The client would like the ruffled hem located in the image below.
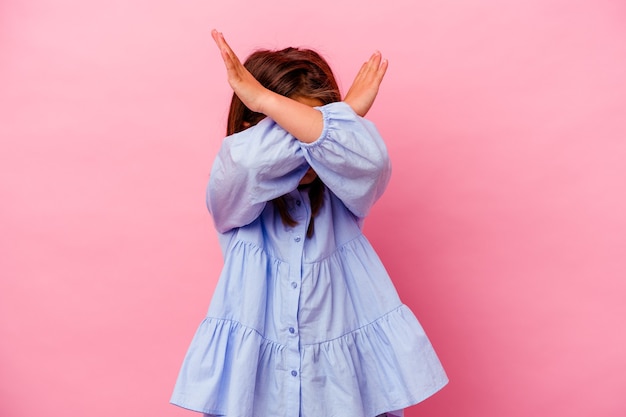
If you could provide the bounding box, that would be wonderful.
[171,305,447,417]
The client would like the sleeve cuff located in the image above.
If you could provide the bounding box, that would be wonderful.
[300,101,358,148]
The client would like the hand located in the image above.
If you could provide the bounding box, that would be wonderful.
[344,51,388,117]
[211,29,322,142]
[211,29,270,113]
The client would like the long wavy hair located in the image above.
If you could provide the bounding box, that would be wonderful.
[226,47,341,238]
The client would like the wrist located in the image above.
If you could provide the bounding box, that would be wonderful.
[344,99,367,117]
[255,90,276,116]
[259,90,294,117]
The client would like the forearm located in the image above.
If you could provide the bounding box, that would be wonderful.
[258,91,323,144]
[211,30,386,142]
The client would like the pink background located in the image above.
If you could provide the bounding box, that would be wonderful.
[2,1,625,416]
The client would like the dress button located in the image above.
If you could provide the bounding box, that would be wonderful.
[296,200,301,206]
[289,327,295,334]
[291,282,297,289]
[294,236,301,242]
[291,370,298,377]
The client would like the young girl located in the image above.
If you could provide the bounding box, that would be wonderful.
[171,30,448,417]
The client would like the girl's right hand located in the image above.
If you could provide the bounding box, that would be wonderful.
[211,29,270,114]
[344,51,388,117]
[211,29,323,143]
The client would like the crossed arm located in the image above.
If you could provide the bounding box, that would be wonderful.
[211,29,388,143]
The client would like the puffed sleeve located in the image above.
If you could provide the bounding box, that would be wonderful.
[299,102,391,218]
[207,117,308,233]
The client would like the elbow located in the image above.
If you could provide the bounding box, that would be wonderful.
[369,149,391,183]
[207,191,265,234]
[213,219,235,234]
[207,201,239,234]
[375,151,391,176]
[206,181,232,234]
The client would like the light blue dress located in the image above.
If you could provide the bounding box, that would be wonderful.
[170,102,448,417]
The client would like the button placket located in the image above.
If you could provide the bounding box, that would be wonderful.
[283,189,308,417]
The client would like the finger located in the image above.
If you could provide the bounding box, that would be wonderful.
[354,61,368,81]
[212,31,245,79]
[376,58,389,83]
[364,51,387,83]
[359,51,378,73]
[216,32,232,60]
[357,58,372,80]
[212,29,232,62]
[217,32,232,55]
[211,30,231,66]
[369,51,382,72]
[360,51,379,75]
[211,28,220,45]
[211,31,234,63]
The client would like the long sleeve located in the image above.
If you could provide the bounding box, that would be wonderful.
[299,102,391,218]
[207,117,308,233]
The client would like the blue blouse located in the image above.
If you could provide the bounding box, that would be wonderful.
[171,102,448,417]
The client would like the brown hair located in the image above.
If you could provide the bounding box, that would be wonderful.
[226,47,341,238]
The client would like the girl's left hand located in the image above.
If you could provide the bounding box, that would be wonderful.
[344,51,388,117]
[211,29,269,113]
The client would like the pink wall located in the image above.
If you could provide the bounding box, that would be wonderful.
[2,1,625,416]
